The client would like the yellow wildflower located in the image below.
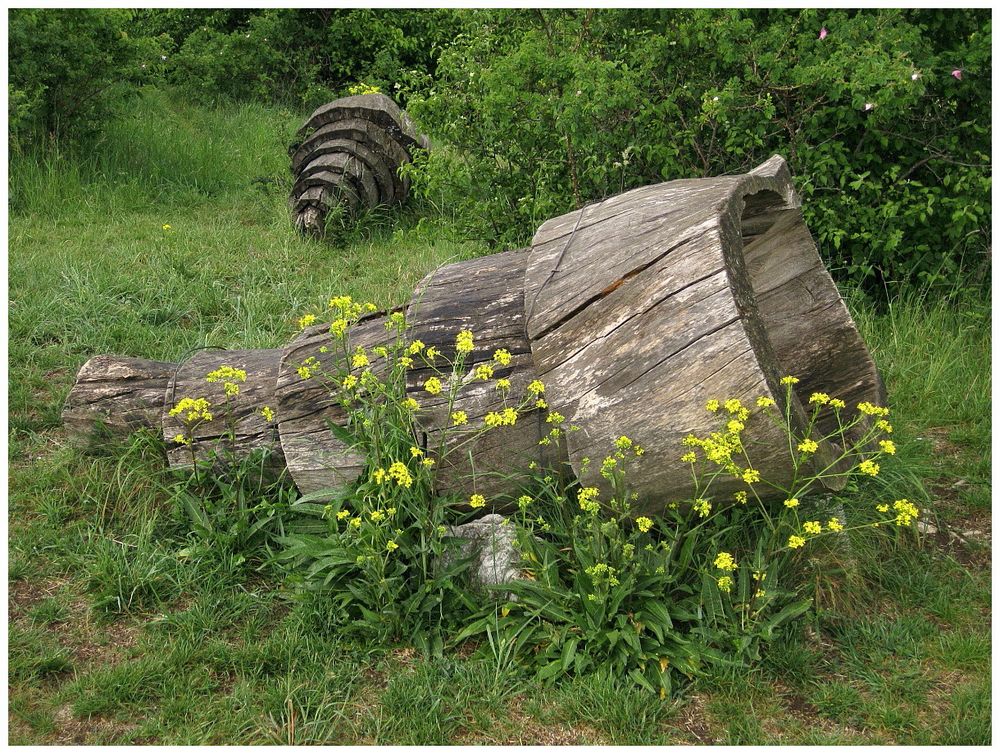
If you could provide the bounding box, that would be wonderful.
[827,517,844,532]
[636,516,653,533]
[809,392,830,405]
[859,459,880,477]
[798,438,819,454]
[402,397,420,411]
[260,406,275,422]
[484,408,517,427]
[373,468,387,484]
[425,346,440,361]
[408,340,425,355]
[705,399,720,412]
[724,398,744,414]
[493,348,512,366]
[341,374,358,390]
[735,490,748,504]
[469,494,487,509]
[717,576,733,593]
[424,376,443,395]
[351,349,370,368]
[517,495,532,511]
[742,468,761,484]
[876,419,893,434]
[456,329,474,355]
[386,540,399,552]
[780,375,800,385]
[879,439,896,455]
[474,364,494,381]
[451,411,468,426]
[350,517,362,528]
[787,535,806,549]
[693,498,712,518]
[535,398,548,409]
[421,458,435,467]
[756,396,776,408]
[495,378,511,391]
[336,509,351,520]
[527,380,545,395]
[876,503,890,513]
[387,461,413,488]
[803,521,822,535]
[829,398,846,409]
[714,552,738,571]
[172,433,190,445]
[784,498,799,509]
[892,499,920,526]
[329,318,349,338]
[410,446,423,458]
[162,223,172,231]
[169,397,213,423]
[578,487,601,514]
[681,452,697,463]
[615,436,634,451]
[857,401,890,417]
[298,313,317,330]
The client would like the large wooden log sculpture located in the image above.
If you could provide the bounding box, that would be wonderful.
[289,93,429,237]
[63,156,886,513]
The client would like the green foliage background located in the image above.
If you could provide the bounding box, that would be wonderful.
[8,8,991,294]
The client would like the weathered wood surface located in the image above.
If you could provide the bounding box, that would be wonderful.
[64,155,886,516]
[406,248,565,502]
[162,349,284,471]
[522,155,878,510]
[297,93,428,151]
[275,312,400,496]
[62,355,176,444]
[289,94,427,235]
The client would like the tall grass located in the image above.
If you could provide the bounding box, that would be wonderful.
[10,88,301,217]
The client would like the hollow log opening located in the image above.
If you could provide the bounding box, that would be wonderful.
[738,187,886,439]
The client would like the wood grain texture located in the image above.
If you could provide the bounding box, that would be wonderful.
[62,355,176,446]
[523,155,881,511]
[161,349,284,471]
[289,94,426,235]
[275,312,400,497]
[406,248,565,503]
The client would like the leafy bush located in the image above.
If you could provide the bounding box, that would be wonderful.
[407,9,991,293]
[8,9,166,147]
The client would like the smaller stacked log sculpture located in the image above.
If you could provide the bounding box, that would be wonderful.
[64,156,886,515]
[289,93,429,236]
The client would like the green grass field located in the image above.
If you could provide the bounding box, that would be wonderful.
[8,90,991,744]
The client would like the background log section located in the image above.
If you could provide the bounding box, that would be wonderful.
[405,248,567,502]
[161,349,284,472]
[289,93,428,237]
[523,155,884,510]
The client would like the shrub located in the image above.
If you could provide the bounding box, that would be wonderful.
[8,9,166,147]
[407,9,991,293]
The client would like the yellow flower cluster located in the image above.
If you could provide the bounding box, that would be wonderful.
[493,348,512,366]
[858,459,880,477]
[297,356,320,380]
[578,487,601,514]
[713,552,738,571]
[402,397,420,411]
[347,82,382,95]
[784,497,799,508]
[693,498,712,518]
[584,562,620,587]
[172,433,191,446]
[803,521,822,535]
[780,375,800,385]
[717,576,733,593]
[451,411,468,426]
[756,396,776,408]
[474,364,494,381]
[298,313,317,330]
[469,494,487,509]
[484,407,517,427]
[734,490,748,504]
[373,462,413,488]
[456,329,474,355]
[527,380,545,395]
[342,374,359,390]
[351,348,370,369]
[424,376,442,395]
[635,516,653,533]
[408,340,425,355]
[787,535,806,549]
[260,405,275,422]
[798,438,819,454]
[495,378,511,391]
[809,392,830,405]
[879,439,896,455]
[827,517,844,532]
[858,401,890,417]
[892,499,920,526]
[169,397,213,423]
[206,365,247,397]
